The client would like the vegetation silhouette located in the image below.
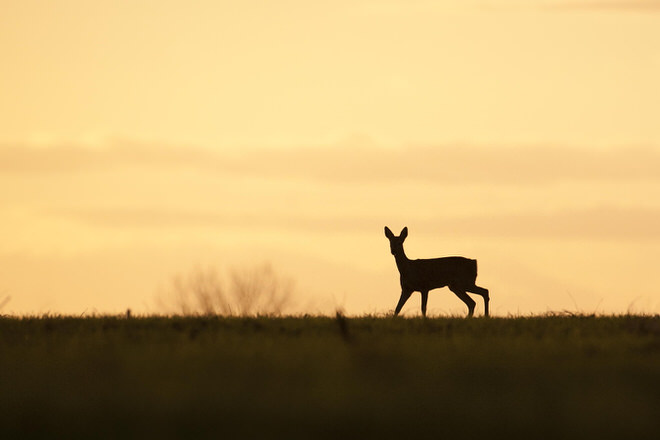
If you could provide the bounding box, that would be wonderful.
[158,263,295,316]
[1,314,658,438]
[385,226,489,317]
[0,295,10,311]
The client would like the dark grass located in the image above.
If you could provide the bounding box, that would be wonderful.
[1,314,659,439]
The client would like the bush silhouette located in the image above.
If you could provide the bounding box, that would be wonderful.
[159,263,295,316]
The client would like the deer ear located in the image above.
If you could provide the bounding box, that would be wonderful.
[384,226,394,239]
[400,227,408,239]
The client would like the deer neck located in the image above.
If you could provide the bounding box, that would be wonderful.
[394,249,410,271]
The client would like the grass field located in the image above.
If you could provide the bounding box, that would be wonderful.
[1,314,659,439]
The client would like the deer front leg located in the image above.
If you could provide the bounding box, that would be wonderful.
[394,290,413,316]
[420,291,429,317]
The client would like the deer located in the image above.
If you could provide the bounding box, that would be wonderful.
[384,226,489,317]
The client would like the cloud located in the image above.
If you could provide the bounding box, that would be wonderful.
[0,142,212,174]
[1,141,659,185]
[478,1,660,12]
[422,207,660,240]
[488,0,660,11]
[57,206,660,240]
[547,1,660,11]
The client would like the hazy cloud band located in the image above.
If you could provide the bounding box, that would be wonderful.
[56,206,660,240]
[2,142,658,185]
[545,1,660,11]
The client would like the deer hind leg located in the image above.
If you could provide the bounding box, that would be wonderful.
[467,285,490,317]
[394,290,413,316]
[420,291,429,317]
[449,285,476,317]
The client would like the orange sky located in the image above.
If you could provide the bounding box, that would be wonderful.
[1,1,659,315]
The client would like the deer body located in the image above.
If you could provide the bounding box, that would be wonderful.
[385,226,489,317]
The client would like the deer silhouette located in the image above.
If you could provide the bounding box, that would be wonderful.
[385,226,489,317]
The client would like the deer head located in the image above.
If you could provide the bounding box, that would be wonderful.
[384,226,408,256]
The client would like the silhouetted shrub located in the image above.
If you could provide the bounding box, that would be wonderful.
[158,263,295,316]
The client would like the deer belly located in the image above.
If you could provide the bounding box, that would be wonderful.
[400,275,448,292]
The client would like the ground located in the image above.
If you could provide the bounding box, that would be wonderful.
[1,314,658,439]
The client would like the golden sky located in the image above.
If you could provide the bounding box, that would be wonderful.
[1,1,659,315]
